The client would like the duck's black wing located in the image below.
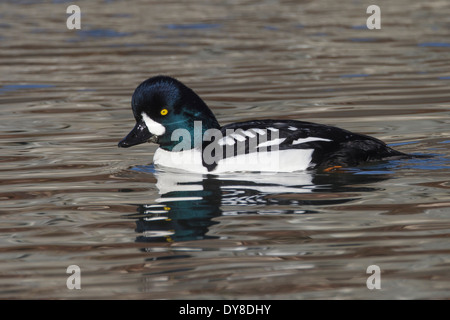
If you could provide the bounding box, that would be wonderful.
[202,119,408,171]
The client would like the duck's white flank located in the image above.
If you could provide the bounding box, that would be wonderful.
[214,149,314,173]
[153,147,314,173]
[154,148,207,173]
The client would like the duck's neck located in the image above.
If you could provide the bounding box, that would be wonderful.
[158,117,220,151]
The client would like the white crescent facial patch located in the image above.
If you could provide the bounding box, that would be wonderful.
[142,112,166,136]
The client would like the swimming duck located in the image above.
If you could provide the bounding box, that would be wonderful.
[118,75,409,173]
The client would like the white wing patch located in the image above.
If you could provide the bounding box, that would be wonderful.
[219,128,274,146]
[218,128,331,150]
[257,138,286,148]
[252,128,266,135]
[292,137,332,145]
[242,130,256,138]
[218,136,236,146]
[230,132,246,142]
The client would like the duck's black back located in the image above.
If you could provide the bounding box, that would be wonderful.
[219,119,408,169]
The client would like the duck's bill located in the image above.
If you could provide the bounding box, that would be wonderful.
[118,119,155,148]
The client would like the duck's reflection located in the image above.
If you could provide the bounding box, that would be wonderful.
[134,172,223,242]
[125,166,391,243]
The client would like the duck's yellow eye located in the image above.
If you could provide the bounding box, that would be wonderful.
[160,108,168,116]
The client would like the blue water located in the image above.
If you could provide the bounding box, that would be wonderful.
[0,84,55,94]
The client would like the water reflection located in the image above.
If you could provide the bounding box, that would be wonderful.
[124,167,392,243]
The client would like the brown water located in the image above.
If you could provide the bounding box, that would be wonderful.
[1,0,450,299]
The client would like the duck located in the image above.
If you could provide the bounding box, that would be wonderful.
[118,75,410,174]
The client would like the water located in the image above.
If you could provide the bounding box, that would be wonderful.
[1,0,450,299]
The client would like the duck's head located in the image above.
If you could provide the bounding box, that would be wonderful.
[118,76,220,151]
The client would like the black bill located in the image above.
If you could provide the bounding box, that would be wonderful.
[118,119,154,148]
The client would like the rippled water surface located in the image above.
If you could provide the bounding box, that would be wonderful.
[1,0,450,299]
